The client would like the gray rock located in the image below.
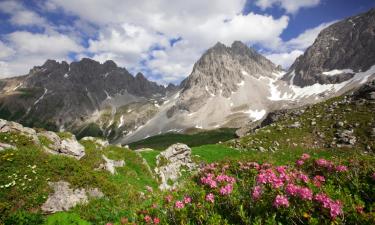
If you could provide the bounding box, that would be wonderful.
[155,143,196,190]
[99,155,125,174]
[39,131,85,160]
[0,142,16,151]
[283,8,375,87]
[289,121,301,128]
[41,181,103,213]
[0,119,40,145]
[336,129,357,146]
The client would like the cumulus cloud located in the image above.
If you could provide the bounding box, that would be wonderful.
[0,31,83,77]
[0,0,325,83]
[255,0,320,14]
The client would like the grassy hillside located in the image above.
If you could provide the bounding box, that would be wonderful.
[128,128,236,150]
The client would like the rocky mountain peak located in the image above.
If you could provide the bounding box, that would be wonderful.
[284,8,375,87]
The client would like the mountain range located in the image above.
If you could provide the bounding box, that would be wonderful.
[0,8,375,144]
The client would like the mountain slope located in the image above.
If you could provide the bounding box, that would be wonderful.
[0,58,169,137]
[284,8,375,87]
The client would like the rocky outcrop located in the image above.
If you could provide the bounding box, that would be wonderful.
[98,155,125,174]
[155,143,196,190]
[0,118,85,159]
[39,131,85,160]
[41,181,103,213]
[335,129,357,147]
[170,41,278,115]
[0,119,40,144]
[284,8,375,87]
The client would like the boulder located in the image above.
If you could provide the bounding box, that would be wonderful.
[39,131,85,160]
[99,155,125,174]
[155,143,196,190]
[41,181,103,213]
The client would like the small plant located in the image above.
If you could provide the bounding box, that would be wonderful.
[44,212,91,225]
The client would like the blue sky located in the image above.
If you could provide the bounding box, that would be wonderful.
[0,0,374,84]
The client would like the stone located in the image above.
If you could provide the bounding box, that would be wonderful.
[335,129,356,146]
[40,131,85,160]
[99,155,125,174]
[154,143,196,190]
[41,181,103,213]
[0,142,16,151]
[289,121,301,128]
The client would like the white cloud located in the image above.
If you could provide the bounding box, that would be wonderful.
[255,0,320,14]
[0,32,83,77]
[265,50,303,69]
[0,1,48,28]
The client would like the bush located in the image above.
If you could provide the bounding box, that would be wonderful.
[4,211,44,225]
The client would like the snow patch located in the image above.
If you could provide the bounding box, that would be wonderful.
[241,70,249,76]
[64,73,69,78]
[12,82,23,91]
[322,69,353,76]
[118,115,125,128]
[237,80,245,86]
[245,109,266,121]
[104,90,112,99]
[34,88,48,105]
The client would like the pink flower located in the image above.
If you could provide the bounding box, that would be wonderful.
[273,195,289,208]
[144,215,152,223]
[286,184,299,196]
[315,159,334,170]
[296,159,305,166]
[372,173,375,181]
[206,193,215,203]
[301,153,311,160]
[335,165,348,172]
[184,196,192,204]
[165,194,173,203]
[297,172,309,183]
[314,193,343,219]
[313,175,325,187]
[153,217,160,224]
[252,186,262,200]
[175,200,185,209]
[276,166,287,174]
[106,223,113,225]
[219,184,233,195]
[298,187,313,200]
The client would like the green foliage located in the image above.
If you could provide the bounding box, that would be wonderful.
[129,128,237,150]
[44,212,91,225]
[4,211,44,225]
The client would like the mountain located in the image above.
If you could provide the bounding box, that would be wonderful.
[0,58,169,136]
[1,8,375,144]
[284,8,375,87]
[119,41,291,143]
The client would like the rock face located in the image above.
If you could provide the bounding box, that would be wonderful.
[0,58,168,135]
[39,131,85,160]
[99,155,125,174]
[155,143,196,190]
[284,8,375,87]
[171,41,278,114]
[335,129,357,147]
[41,181,103,213]
[0,118,85,159]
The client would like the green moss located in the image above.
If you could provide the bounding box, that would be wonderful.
[38,135,53,148]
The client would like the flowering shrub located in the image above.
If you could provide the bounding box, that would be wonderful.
[110,153,375,224]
